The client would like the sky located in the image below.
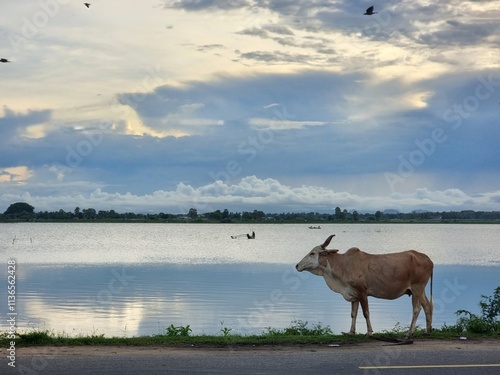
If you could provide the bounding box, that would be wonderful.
[1,0,499,214]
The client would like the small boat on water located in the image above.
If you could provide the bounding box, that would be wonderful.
[308,226,321,229]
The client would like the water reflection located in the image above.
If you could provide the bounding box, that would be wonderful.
[1,263,498,337]
[2,223,500,337]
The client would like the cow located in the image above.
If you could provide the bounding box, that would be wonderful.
[295,234,433,338]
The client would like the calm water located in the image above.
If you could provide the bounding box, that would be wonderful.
[1,223,499,337]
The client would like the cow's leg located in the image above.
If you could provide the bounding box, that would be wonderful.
[420,292,433,335]
[359,296,373,336]
[406,291,423,339]
[349,300,359,335]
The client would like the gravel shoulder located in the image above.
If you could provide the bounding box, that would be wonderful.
[17,338,500,356]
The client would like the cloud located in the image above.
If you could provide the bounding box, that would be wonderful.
[249,118,326,130]
[0,108,52,140]
[2,0,499,216]
[2,67,498,208]
[236,49,333,65]
[263,24,295,35]
[117,70,365,134]
[3,176,500,214]
[196,44,225,53]
[0,166,33,184]
[236,27,268,38]
[164,0,250,11]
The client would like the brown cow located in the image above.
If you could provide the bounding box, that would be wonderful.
[295,234,433,338]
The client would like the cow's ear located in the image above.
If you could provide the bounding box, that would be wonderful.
[318,251,328,267]
[319,249,338,267]
[322,249,339,254]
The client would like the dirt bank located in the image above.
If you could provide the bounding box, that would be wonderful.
[17,338,500,356]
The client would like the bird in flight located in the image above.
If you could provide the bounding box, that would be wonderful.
[84,2,91,8]
[364,6,377,15]
[0,58,11,63]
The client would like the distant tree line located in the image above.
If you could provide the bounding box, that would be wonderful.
[2,202,500,223]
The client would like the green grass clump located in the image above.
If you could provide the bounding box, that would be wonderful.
[454,286,500,334]
[18,330,54,345]
[265,320,333,336]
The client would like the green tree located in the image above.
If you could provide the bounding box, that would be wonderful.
[343,209,349,220]
[334,207,345,221]
[187,208,198,219]
[82,208,97,219]
[4,202,35,216]
[74,207,82,219]
[251,210,265,221]
[352,210,359,222]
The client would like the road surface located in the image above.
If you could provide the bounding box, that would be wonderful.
[8,338,500,374]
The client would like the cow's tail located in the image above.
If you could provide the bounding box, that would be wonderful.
[429,270,434,316]
[430,271,434,312]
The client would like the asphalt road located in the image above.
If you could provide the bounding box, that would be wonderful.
[8,339,500,375]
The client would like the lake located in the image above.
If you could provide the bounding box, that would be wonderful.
[1,223,499,337]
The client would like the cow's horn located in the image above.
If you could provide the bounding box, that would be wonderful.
[321,234,335,249]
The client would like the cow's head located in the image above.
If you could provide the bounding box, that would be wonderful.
[295,235,337,274]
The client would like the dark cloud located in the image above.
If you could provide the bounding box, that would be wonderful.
[165,0,500,50]
[164,0,251,11]
[0,108,52,140]
[236,27,268,38]
[237,50,320,64]
[197,44,225,51]
[0,108,53,167]
[417,20,500,46]
[263,24,294,35]
[118,70,363,129]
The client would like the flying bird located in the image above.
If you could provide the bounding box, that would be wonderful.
[84,2,91,8]
[364,6,377,15]
[0,58,10,63]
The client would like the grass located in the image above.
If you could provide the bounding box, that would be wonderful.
[0,320,351,347]
[3,287,499,348]
[1,320,499,348]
